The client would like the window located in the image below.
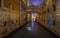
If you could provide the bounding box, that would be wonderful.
[0,0,1,7]
[4,0,9,8]
[47,8,49,13]
[53,4,56,11]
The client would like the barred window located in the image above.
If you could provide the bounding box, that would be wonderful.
[4,0,9,8]
[0,0,1,7]
[47,8,49,13]
[53,5,56,11]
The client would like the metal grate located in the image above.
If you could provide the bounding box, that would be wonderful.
[0,0,1,7]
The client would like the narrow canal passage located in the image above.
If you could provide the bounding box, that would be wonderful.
[5,21,58,38]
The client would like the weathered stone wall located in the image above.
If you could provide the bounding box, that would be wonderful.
[0,0,26,37]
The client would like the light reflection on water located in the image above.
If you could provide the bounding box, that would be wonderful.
[26,27,32,31]
[26,21,37,33]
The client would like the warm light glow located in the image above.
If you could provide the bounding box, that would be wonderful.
[46,0,50,6]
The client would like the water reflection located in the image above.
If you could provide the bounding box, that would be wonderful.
[32,21,37,32]
[26,27,32,31]
[26,21,37,32]
[26,13,37,33]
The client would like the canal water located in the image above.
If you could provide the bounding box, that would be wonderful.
[5,21,58,38]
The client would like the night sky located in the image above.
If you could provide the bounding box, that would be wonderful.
[30,0,44,6]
